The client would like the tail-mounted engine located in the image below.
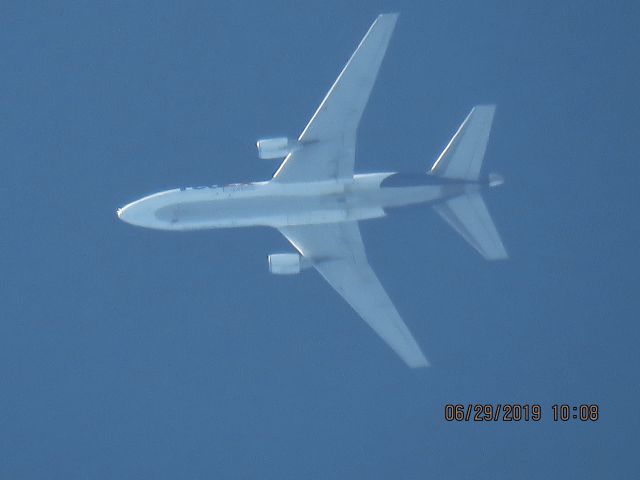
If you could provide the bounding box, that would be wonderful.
[256,137,301,159]
[268,253,309,275]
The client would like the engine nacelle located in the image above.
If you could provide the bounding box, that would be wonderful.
[268,253,303,275]
[256,137,300,159]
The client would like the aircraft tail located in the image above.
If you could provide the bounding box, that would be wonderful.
[430,105,508,260]
[429,105,496,180]
[433,193,508,260]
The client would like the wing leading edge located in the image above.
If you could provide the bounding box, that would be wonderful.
[279,222,429,368]
[273,14,399,183]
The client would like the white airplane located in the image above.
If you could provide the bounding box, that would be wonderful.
[117,14,508,368]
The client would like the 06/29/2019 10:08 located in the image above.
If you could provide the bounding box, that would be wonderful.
[444,404,600,422]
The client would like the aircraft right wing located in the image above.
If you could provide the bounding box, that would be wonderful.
[272,14,399,184]
[278,221,429,368]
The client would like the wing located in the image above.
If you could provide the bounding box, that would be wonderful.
[279,221,429,368]
[273,14,399,183]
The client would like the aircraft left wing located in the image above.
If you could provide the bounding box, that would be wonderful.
[278,221,429,368]
[273,14,399,183]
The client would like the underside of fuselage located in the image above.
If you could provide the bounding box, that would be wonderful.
[117,172,485,231]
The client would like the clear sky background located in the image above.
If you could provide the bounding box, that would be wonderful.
[1,1,638,478]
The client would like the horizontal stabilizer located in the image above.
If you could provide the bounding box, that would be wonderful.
[434,193,508,260]
[430,105,496,181]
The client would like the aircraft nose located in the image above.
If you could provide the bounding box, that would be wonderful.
[116,204,136,225]
[116,198,162,229]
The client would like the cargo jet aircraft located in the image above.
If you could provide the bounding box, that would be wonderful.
[117,14,508,368]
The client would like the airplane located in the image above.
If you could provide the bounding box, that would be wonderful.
[117,13,508,368]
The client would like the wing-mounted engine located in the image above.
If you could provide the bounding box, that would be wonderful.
[268,253,310,275]
[256,137,301,159]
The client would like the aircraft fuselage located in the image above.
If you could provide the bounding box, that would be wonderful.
[117,172,487,231]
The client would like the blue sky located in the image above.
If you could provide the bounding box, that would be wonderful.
[1,1,638,478]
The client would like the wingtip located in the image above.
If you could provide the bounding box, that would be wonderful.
[482,249,509,261]
[407,355,430,368]
[379,12,400,19]
[472,104,497,114]
[410,360,430,369]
